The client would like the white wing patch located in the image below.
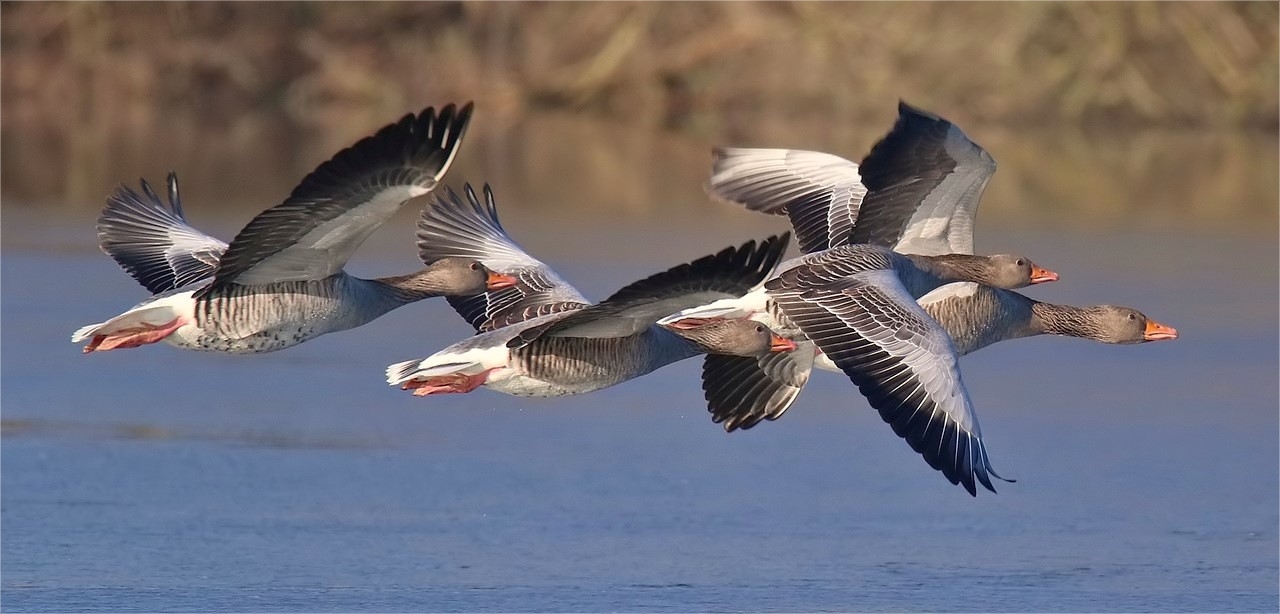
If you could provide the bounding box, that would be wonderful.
[917,282,980,307]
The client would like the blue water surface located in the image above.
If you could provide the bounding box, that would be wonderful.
[2,208,1276,612]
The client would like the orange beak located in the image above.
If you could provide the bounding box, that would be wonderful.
[1030,265,1059,284]
[485,271,519,291]
[770,335,798,353]
[1142,320,1178,341]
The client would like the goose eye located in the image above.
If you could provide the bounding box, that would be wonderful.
[754,325,765,334]
[1015,258,1025,266]
[470,262,481,271]
[1127,313,1136,321]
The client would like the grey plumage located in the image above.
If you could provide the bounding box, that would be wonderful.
[702,345,814,430]
[693,100,1027,494]
[920,283,1175,355]
[417,184,591,333]
[97,172,227,294]
[498,233,792,391]
[708,148,865,253]
[198,102,473,296]
[767,267,1009,496]
[849,100,994,255]
[76,103,484,355]
[696,100,1174,495]
[705,101,993,257]
[388,231,794,398]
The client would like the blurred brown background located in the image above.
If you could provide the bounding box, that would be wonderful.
[2,1,1276,233]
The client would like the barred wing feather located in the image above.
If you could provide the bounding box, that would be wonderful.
[850,101,995,256]
[199,103,472,294]
[708,147,865,254]
[416,183,590,332]
[97,172,227,294]
[769,268,1011,496]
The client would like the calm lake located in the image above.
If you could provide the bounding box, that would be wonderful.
[2,111,1277,611]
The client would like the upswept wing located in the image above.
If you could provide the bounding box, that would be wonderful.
[416,184,590,332]
[97,172,227,294]
[198,102,473,295]
[707,147,865,254]
[509,233,790,348]
[849,100,995,256]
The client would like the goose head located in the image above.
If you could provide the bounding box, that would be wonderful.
[399,258,518,296]
[1081,306,1179,343]
[661,318,798,356]
[985,253,1059,288]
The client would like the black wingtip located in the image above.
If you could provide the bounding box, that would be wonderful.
[988,466,1015,484]
[105,173,180,220]
[430,101,475,147]
[402,101,474,181]
[165,171,184,219]
[303,100,476,198]
[138,177,158,204]
[599,231,790,306]
[897,99,945,123]
[193,101,477,299]
[441,183,466,209]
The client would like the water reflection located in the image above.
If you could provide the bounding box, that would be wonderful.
[2,108,1276,239]
[1,107,1276,612]
[1,418,382,449]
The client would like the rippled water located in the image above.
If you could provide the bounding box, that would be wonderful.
[2,116,1277,611]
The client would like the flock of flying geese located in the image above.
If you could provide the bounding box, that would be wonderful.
[73,101,1178,496]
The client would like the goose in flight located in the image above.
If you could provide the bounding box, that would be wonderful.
[389,184,796,398]
[73,103,517,354]
[678,101,1176,494]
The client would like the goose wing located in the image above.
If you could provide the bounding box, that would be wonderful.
[707,147,865,254]
[97,172,227,294]
[509,233,789,347]
[849,100,995,256]
[767,266,1010,496]
[702,343,815,432]
[417,183,591,332]
[197,103,472,295]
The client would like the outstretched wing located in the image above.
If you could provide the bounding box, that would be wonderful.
[849,100,995,256]
[509,233,790,348]
[417,183,591,332]
[97,172,227,294]
[769,267,1011,496]
[707,147,865,254]
[198,102,473,295]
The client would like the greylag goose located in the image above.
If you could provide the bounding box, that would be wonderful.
[700,100,1177,434]
[662,240,1042,495]
[387,184,795,397]
[681,101,1176,494]
[918,282,1178,356]
[72,103,516,354]
[652,245,1052,497]
[757,252,1013,495]
[663,103,1055,329]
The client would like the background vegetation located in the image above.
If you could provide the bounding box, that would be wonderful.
[1,1,1275,230]
[4,1,1275,130]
